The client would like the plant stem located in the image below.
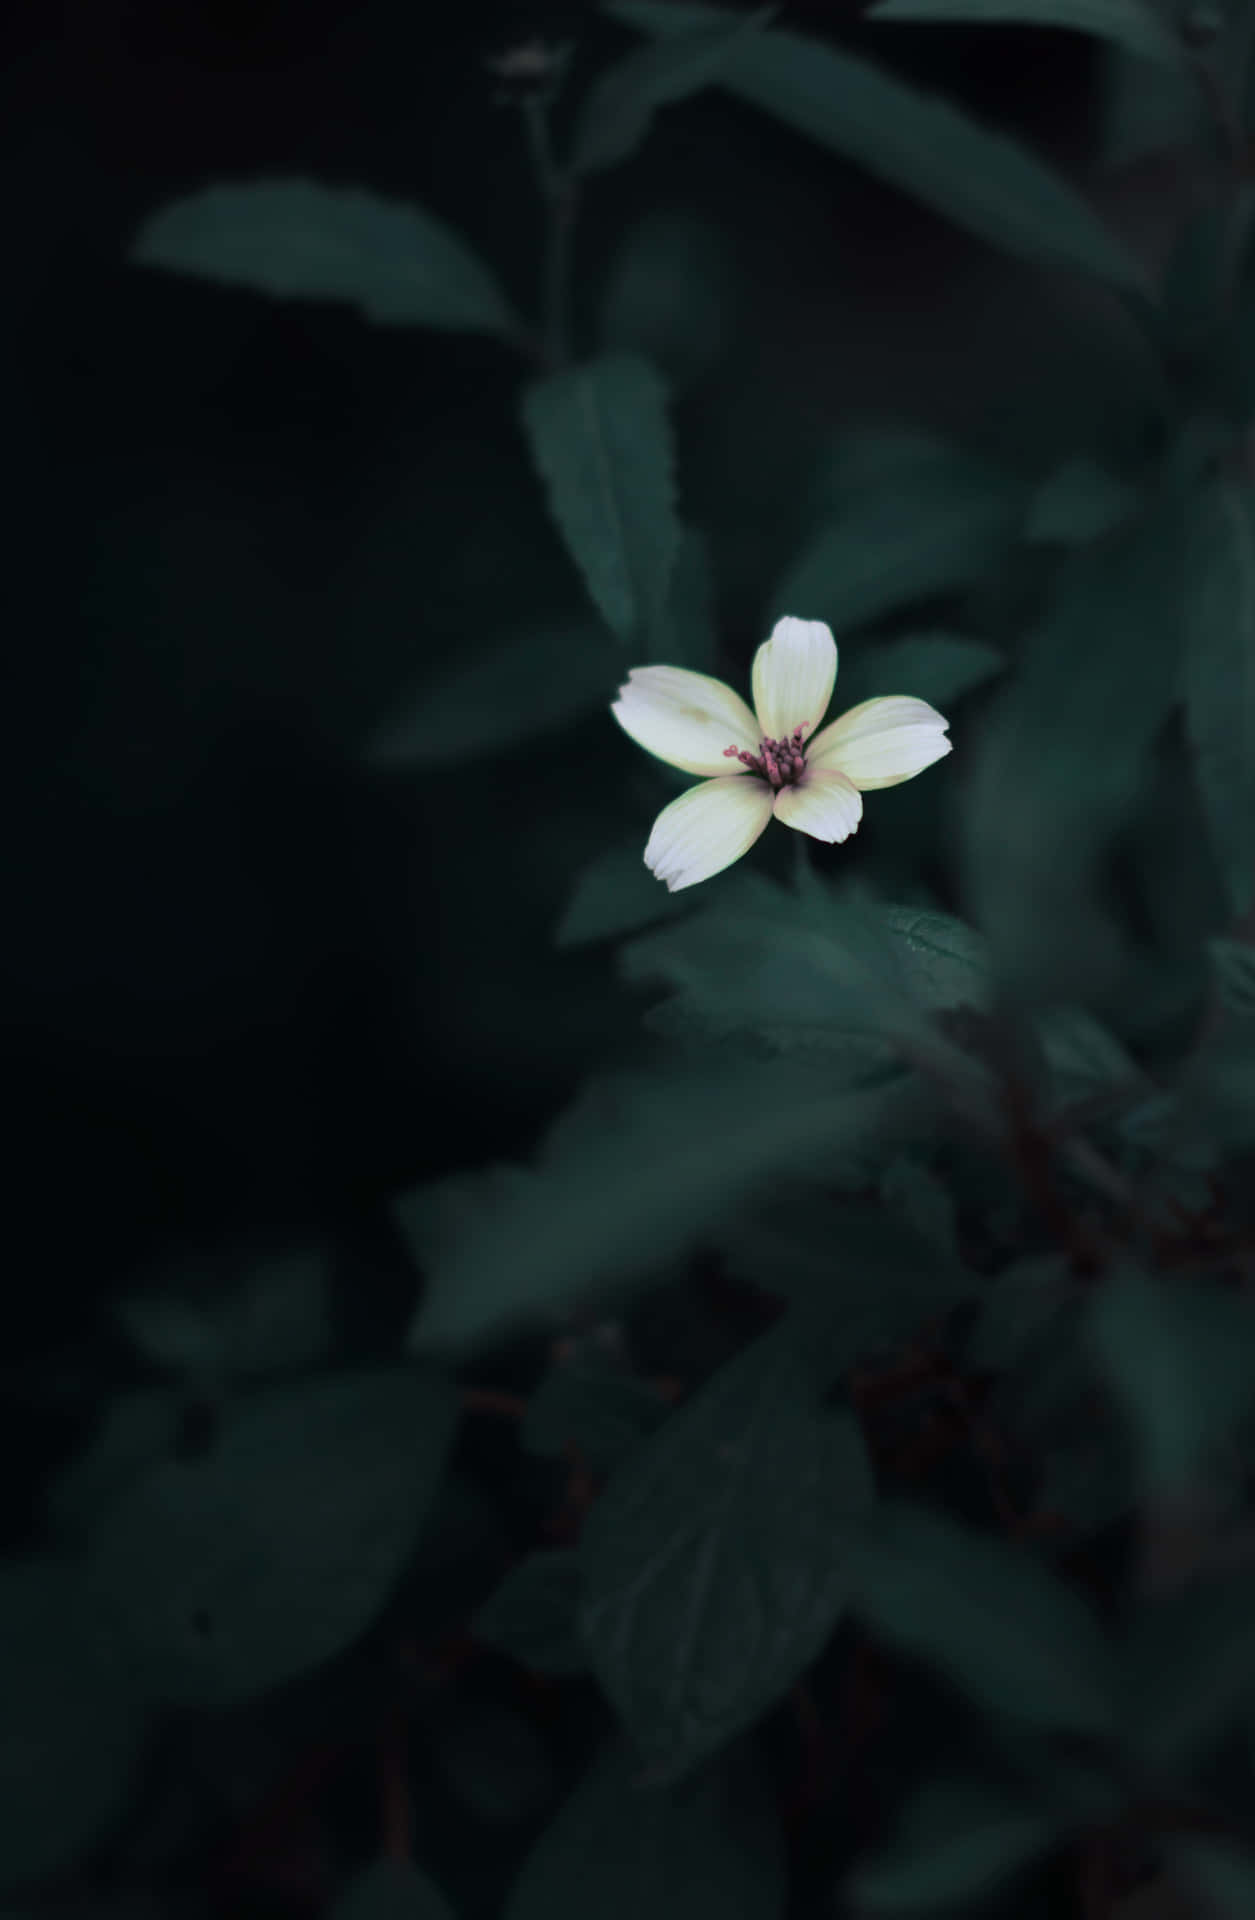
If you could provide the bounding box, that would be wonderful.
[522,95,577,370]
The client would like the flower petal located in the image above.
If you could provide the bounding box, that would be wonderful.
[773,768,863,843]
[751,616,837,741]
[611,666,761,777]
[807,695,951,790]
[644,776,774,892]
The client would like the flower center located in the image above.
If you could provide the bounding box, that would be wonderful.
[723,725,809,789]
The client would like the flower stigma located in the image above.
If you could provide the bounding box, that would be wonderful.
[723,724,810,789]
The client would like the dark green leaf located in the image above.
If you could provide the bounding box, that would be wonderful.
[86,1369,457,1705]
[868,0,1183,67]
[571,10,773,173]
[403,1063,926,1351]
[521,352,679,644]
[599,211,736,387]
[554,840,689,947]
[1033,1003,1147,1114]
[850,1778,1058,1912]
[579,1332,873,1778]
[47,1390,182,1540]
[607,1,1149,290]
[506,1743,784,1920]
[523,1347,672,1472]
[653,527,719,672]
[117,1245,330,1383]
[332,1858,457,1920]
[132,180,520,336]
[1208,936,1255,1016]
[1183,482,1255,917]
[878,1155,959,1258]
[1122,1569,1255,1777]
[471,1550,589,1674]
[1095,43,1203,169]
[850,1499,1114,1734]
[833,632,1005,712]
[367,615,615,769]
[964,1253,1072,1373]
[1086,1264,1255,1494]
[1024,456,1137,543]
[0,1560,145,1889]
[1171,1838,1255,1918]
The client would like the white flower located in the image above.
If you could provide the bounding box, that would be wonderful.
[611,616,951,892]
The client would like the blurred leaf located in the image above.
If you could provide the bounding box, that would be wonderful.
[770,456,1022,634]
[472,1550,589,1674]
[86,1369,456,1705]
[524,1348,672,1472]
[868,0,1182,65]
[436,1704,557,1824]
[402,1062,925,1351]
[1208,936,1255,1015]
[849,1777,1058,1912]
[850,1499,1114,1734]
[1096,43,1202,169]
[521,352,679,644]
[47,1390,181,1541]
[367,615,615,769]
[878,1155,959,1258]
[833,632,1005,711]
[571,10,774,173]
[608,1,1149,290]
[506,1743,784,1920]
[1183,482,1255,917]
[654,526,719,672]
[580,1332,872,1778]
[0,1560,145,1889]
[961,478,1187,1000]
[964,1252,1072,1373]
[1086,1264,1255,1494]
[1122,1568,1255,1777]
[1032,1003,1148,1114]
[1024,456,1138,543]
[117,1246,330,1384]
[131,180,520,336]
[1171,1838,1255,1917]
[332,1859,457,1920]
[599,211,737,387]
[555,840,689,947]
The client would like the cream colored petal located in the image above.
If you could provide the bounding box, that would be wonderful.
[644,776,774,892]
[772,768,863,843]
[751,616,837,741]
[807,695,951,791]
[611,666,761,777]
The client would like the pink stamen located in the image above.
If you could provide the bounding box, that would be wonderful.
[722,724,810,789]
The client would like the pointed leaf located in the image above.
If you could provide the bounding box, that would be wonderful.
[571,10,774,174]
[132,179,520,336]
[579,1333,873,1778]
[522,352,679,643]
[607,1,1149,290]
[1183,482,1255,916]
[868,0,1183,68]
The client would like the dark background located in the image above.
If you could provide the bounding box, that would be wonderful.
[2,0,1111,1516]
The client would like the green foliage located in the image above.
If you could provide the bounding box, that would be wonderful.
[0,1561,145,1888]
[850,1500,1115,1734]
[829,632,1005,711]
[579,1331,873,1777]
[1172,1838,1255,1918]
[521,353,679,645]
[598,212,737,387]
[1120,1567,1255,1779]
[1023,456,1138,544]
[332,1859,457,1920]
[131,180,521,336]
[570,10,774,174]
[867,0,1184,66]
[523,1341,672,1471]
[85,1370,456,1705]
[1183,482,1255,917]
[849,1778,1058,1912]
[555,840,689,946]
[117,1245,331,1384]
[506,1743,784,1920]
[471,1550,589,1674]
[608,1,1150,289]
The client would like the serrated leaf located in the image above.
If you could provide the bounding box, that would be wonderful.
[571,10,774,173]
[607,1,1148,290]
[1086,1264,1255,1494]
[850,1778,1057,1912]
[868,0,1183,67]
[0,1560,145,1889]
[506,1743,785,1920]
[522,352,679,644]
[86,1369,456,1705]
[1183,482,1255,917]
[402,1063,924,1351]
[850,1499,1114,1734]
[770,463,1021,634]
[368,615,615,768]
[1122,1569,1255,1778]
[1024,456,1138,543]
[332,1858,457,1920]
[132,180,520,336]
[472,1550,588,1674]
[832,632,1005,711]
[1208,937,1255,1016]
[579,1333,873,1778]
